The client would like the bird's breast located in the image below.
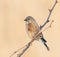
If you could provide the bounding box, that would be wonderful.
[27,22,39,39]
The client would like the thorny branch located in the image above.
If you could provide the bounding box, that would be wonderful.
[10,0,57,57]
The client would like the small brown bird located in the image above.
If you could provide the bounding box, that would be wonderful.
[24,16,49,50]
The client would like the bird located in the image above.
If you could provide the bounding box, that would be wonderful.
[24,16,49,51]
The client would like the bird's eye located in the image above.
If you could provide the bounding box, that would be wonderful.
[28,18,30,20]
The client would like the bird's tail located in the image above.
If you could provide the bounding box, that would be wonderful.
[40,38,50,51]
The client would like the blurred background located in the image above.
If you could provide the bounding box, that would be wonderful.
[0,0,60,57]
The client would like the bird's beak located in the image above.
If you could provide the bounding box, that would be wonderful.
[24,19,27,21]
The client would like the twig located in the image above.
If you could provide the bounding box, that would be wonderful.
[10,45,27,57]
[41,20,54,32]
[17,39,35,57]
[40,0,57,30]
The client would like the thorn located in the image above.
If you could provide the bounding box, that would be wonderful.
[47,20,49,22]
[56,0,58,3]
[48,9,51,12]
[52,20,54,22]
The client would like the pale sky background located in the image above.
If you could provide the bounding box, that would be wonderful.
[0,0,60,57]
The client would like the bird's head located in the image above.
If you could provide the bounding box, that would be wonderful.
[24,16,35,23]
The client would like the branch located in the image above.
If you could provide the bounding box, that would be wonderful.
[10,45,27,57]
[17,39,35,57]
[40,0,57,30]
[10,39,35,57]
